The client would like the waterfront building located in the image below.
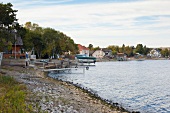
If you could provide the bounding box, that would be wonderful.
[77,44,89,57]
[92,49,105,58]
[3,36,25,59]
[92,48,112,59]
[116,53,127,61]
[147,49,161,58]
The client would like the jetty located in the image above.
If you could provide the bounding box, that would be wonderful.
[29,58,95,74]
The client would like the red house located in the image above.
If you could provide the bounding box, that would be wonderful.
[3,36,25,59]
[77,44,89,56]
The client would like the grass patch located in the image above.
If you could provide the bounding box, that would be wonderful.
[0,74,33,113]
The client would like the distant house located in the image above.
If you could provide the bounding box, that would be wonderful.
[92,49,105,58]
[102,48,112,57]
[116,53,127,61]
[92,48,112,59]
[147,49,161,58]
[3,36,25,58]
[77,44,89,56]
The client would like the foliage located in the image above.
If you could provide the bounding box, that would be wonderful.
[23,22,78,58]
[88,44,93,50]
[143,45,150,55]
[0,74,33,113]
[135,44,144,54]
[124,46,133,57]
[107,45,119,55]
[107,44,151,57]
[161,48,170,57]
[0,3,18,51]
[93,46,100,51]
[0,3,26,53]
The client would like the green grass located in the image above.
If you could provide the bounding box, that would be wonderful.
[0,74,33,113]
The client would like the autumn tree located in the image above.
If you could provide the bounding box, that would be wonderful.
[23,22,78,58]
[124,46,133,57]
[107,45,119,55]
[161,48,170,57]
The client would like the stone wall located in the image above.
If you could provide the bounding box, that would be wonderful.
[2,59,26,66]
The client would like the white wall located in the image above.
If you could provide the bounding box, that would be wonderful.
[92,50,105,58]
[80,50,89,57]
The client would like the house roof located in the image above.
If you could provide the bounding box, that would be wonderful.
[12,36,23,46]
[102,48,112,52]
[16,36,23,45]
[117,53,126,56]
[78,44,89,51]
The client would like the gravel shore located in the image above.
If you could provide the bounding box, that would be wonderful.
[1,66,129,113]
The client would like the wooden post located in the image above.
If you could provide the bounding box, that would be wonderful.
[43,62,45,71]
[0,52,3,69]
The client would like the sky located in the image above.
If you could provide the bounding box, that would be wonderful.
[1,0,170,48]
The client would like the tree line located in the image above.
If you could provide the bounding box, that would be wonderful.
[23,22,78,58]
[88,44,170,57]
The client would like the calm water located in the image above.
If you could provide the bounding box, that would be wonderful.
[49,60,170,113]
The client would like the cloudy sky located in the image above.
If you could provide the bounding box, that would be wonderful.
[2,0,170,48]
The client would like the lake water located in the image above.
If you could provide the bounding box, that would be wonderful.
[49,60,170,113]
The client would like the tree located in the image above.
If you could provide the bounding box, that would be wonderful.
[161,48,170,57]
[107,45,119,55]
[124,46,133,57]
[0,3,18,51]
[88,44,93,50]
[42,28,58,57]
[23,22,78,58]
[23,22,44,58]
[93,46,100,51]
[121,44,125,53]
[143,45,150,55]
[135,44,144,54]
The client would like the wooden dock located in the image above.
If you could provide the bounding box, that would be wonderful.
[43,68,72,72]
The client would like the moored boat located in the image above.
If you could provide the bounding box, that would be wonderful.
[75,54,96,63]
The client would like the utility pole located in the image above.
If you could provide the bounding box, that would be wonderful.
[14,30,17,59]
[12,22,18,59]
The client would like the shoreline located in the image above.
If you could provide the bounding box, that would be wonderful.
[56,78,130,112]
[0,65,132,113]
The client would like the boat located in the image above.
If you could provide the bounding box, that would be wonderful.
[75,54,96,63]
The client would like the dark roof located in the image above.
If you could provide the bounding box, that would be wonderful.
[102,48,112,52]
[15,36,23,46]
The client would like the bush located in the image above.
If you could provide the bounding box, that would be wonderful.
[0,74,32,113]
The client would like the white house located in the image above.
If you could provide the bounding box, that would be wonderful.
[78,44,89,57]
[92,48,112,58]
[147,49,161,58]
[92,49,105,58]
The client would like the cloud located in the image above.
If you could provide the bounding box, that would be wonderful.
[2,0,170,47]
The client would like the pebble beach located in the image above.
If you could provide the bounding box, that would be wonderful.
[1,66,129,113]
